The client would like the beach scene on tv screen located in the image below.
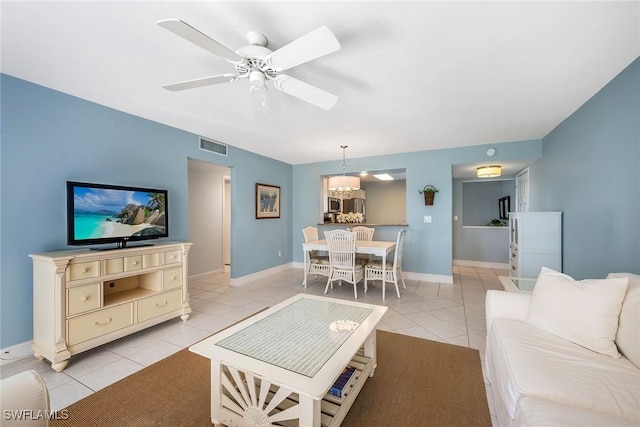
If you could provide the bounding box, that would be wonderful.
[73,187,166,240]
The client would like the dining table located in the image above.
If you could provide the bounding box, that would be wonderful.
[302,239,397,300]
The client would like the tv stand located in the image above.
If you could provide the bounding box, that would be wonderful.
[30,242,192,372]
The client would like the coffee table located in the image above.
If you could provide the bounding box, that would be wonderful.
[189,294,387,427]
[499,275,537,293]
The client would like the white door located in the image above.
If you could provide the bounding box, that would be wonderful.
[515,168,529,212]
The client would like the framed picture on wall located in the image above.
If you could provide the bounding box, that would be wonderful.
[256,183,280,219]
[499,196,510,220]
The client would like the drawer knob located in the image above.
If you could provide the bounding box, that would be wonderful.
[80,296,89,301]
[82,268,89,273]
[94,317,112,326]
[155,301,168,308]
[171,276,176,281]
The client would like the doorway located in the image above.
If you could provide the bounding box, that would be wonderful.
[187,158,231,276]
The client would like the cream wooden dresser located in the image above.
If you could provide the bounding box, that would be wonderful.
[30,242,192,372]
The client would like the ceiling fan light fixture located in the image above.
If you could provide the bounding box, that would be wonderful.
[477,165,502,178]
[249,71,267,107]
[157,20,341,110]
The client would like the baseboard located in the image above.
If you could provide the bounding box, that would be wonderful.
[230,262,295,287]
[189,268,224,280]
[0,340,33,366]
[454,259,509,270]
[403,271,453,284]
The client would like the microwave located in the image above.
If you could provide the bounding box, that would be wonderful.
[328,197,341,213]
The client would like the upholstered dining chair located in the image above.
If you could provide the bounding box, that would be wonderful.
[351,226,374,241]
[365,228,407,298]
[351,226,375,263]
[324,230,366,299]
[302,226,330,286]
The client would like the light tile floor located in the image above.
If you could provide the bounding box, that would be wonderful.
[1,265,504,426]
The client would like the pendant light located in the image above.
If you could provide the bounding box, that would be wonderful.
[328,145,360,195]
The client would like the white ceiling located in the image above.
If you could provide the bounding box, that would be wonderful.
[2,1,638,168]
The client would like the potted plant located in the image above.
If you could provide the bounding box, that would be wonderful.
[419,185,439,205]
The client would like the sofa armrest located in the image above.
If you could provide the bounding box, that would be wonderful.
[485,290,532,332]
[0,369,50,426]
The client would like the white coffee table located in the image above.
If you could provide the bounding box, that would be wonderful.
[189,294,387,427]
[499,276,537,293]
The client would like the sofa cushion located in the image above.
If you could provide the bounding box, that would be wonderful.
[526,267,628,357]
[514,396,639,427]
[488,318,640,422]
[608,272,640,368]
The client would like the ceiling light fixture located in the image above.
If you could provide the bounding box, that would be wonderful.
[373,173,394,181]
[477,165,502,178]
[328,145,360,196]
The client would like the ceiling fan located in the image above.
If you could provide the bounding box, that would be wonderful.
[157,19,341,110]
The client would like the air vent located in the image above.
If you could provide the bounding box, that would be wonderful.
[199,137,228,157]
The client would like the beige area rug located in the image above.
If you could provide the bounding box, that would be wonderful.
[51,330,491,427]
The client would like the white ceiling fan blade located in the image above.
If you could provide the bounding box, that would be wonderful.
[163,74,237,91]
[273,74,338,110]
[267,26,340,71]
[157,19,242,63]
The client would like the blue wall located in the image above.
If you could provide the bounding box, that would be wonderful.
[0,74,292,347]
[530,57,640,278]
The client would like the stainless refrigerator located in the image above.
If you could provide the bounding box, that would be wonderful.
[342,198,365,215]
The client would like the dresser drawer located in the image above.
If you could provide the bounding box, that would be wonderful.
[163,267,182,290]
[137,289,182,323]
[67,283,101,316]
[104,258,124,275]
[143,253,161,268]
[67,261,100,281]
[164,250,182,265]
[67,304,133,346]
[124,256,143,271]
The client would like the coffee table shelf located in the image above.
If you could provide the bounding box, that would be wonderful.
[256,351,373,427]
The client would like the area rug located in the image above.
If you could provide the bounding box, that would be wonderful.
[51,330,491,427]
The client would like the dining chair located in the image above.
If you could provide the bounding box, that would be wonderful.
[324,230,366,299]
[351,226,374,241]
[364,228,407,298]
[351,226,375,263]
[302,226,329,286]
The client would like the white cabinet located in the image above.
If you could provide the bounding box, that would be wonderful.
[30,242,192,372]
[509,212,562,278]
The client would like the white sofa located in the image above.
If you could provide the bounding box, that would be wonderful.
[485,270,640,426]
[0,369,50,426]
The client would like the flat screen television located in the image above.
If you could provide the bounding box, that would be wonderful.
[67,181,168,249]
